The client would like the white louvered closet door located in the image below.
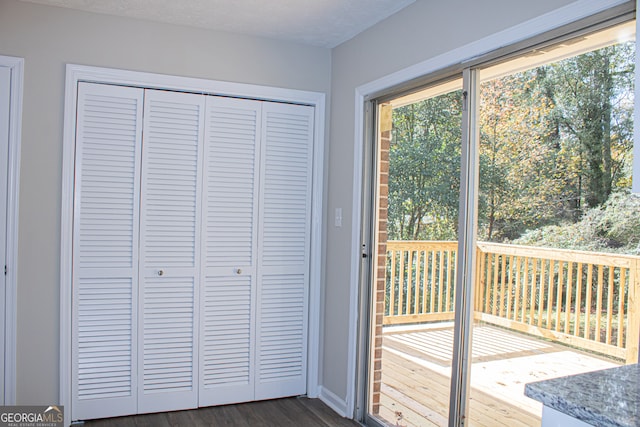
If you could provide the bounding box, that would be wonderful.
[199,97,261,406]
[255,102,314,400]
[72,83,143,420]
[71,84,315,420]
[138,89,204,413]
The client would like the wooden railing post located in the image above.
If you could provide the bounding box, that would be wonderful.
[626,258,640,364]
[475,246,487,315]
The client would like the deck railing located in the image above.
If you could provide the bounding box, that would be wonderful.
[385,241,458,325]
[384,240,640,363]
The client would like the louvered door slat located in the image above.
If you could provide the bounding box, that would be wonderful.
[138,89,203,413]
[72,83,143,421]
[199,97,260,406]
[255,102,313,400]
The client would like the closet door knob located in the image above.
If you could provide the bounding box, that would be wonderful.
[158,269,164,276]
[236,268,242,275]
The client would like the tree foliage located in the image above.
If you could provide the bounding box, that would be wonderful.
[537,43,635,211]
[387,40,636,253]
[389,92,462,240]
[515,192,640,255]
[479,71,558,241]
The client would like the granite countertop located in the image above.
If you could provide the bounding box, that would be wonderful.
[525,364,639,427]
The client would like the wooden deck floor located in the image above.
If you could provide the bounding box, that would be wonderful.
[376,323,621,427]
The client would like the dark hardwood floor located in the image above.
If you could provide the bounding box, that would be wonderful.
[82,397,361,427]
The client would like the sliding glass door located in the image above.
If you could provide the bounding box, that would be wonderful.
[468,20,636,427]
[364,17,637,427]
[366,78,463,426]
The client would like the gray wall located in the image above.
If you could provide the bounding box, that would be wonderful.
[324,0,578,405]
[0,0,331,404]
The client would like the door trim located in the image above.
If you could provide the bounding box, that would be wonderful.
[60,64,325,427]
[348,0,630,419]
[0,55,23,406]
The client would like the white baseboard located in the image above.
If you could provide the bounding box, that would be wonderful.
[318,386,349,418]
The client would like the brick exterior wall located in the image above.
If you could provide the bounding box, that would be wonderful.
[371,102,392,415]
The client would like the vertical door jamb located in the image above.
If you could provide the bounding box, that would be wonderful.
[448,67,480,427]
[354,99,381,424]
[0,65,10,407]
[0,56,23,406]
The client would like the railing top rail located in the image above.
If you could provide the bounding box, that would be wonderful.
[386,240,640,267]
[386,240,458,250]
[476,241,640,267]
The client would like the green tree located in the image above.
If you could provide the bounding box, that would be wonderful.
[477,41,635,241]
[389,91,462,240]
[388,40,635,246]
[479,71,558,241]
[537,42,635,212]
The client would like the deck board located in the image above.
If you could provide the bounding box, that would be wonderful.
[376,324,620,426]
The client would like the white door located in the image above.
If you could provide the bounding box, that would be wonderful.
[0,65,11,405]
[199,96,261,406]
[71,82,144,421]
[138,89,204,413]
[255,102,314,400]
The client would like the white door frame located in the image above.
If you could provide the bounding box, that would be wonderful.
[60,64,325,426]
[0,54,23,406]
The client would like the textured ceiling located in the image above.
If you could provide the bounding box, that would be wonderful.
[19,0,416,48]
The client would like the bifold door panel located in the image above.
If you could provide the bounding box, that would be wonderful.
[138,90,204,413]
[199,97,260,406]
[72,84,143,420]
[71,83,314,421]
[256,102,313,400]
